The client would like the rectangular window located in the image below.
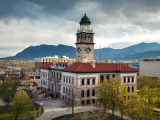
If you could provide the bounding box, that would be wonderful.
[69,78,71,84]
[92,79,95,85]
[128,77,130,83]
[92,99,95,104]
[66,77,68,83]
[124,77,126,83]
[82,79,84,85]
[87,100,90,104]
[87,79,90,85]
[132,77,134,83]
[81,101,84,105]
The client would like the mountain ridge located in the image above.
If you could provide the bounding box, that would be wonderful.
[1,42,160,60]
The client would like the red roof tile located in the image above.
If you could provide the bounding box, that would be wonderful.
[21,76,32,80]
[41,63,53,68]
[63,62,137,72]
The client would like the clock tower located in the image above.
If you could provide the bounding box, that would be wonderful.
[75,14,95,62]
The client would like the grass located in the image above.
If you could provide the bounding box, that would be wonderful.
[52,111,121,120]
[0,103,43,120]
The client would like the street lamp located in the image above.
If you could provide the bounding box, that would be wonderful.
[41,103,43,113]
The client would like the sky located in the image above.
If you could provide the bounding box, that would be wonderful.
[0,0,160,58]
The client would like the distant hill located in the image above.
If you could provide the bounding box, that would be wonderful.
[1,42,160,60]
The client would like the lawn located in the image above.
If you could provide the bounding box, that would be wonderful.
[52,111,121,120]
[0,103,43,120]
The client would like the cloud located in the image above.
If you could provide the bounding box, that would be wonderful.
[0,0,160,57]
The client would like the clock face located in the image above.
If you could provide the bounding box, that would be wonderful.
[85,47,91,53]
[77,47,81,53]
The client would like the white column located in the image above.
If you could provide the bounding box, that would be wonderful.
[90,78,92,86]
[85,78,87,87]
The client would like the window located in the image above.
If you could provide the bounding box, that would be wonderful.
[87,100,90,104]
[128,87,130,93]
[87,79,90,85]
[112,74,115,78]
[124,77,126,83]
[66,77,68,83]
[81,101,84,105]
[100,75,104,82]
[92,99,95,104]
[132,86,134,92]
[59,84,61,90]
[46,59,47,64]
[87,90,90,97]
[66,88,68,94]
[57,73,58,79]
[69,78,71,84]
[128,77,130,83]
[92,89,95,96]
[81,90,84,97]
[82,79,84,85]
[60,73,61,80]
[106,75,109,80]
[132,77,134,83]
[92,79,95,85]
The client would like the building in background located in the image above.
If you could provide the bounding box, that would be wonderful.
[140,58,160,77]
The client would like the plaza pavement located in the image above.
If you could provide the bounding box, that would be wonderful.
[36,99,97,120]
[36,98,132,120]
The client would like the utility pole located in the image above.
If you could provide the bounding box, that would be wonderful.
[100,43,101,62]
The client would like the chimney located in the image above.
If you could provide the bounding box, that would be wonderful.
[53,60,57,67]
[68,59,73,67]
[91,60,96,68]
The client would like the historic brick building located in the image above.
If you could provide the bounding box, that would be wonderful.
[40,14,138,105]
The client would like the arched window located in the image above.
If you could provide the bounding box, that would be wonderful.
[100,75,104,82]
[81,90,84,97]
[87,90,90,97]
[54,72,55,78]
[106,75,109,80]
[85,36,87,42]
[112,75,115,78]
[92,89,95,96]
[88,36,90,42]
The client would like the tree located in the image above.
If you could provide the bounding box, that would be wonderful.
[0,79,17,109]
[96,77,121,115]
[12,90,31,120]
[137,85,158,120]
[126,93,138,120]
[96,79,109,113]
[117,84,128,119]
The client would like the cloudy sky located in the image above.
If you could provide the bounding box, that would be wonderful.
[0,0,160,57]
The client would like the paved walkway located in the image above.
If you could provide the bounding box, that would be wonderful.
[36,99,97,120]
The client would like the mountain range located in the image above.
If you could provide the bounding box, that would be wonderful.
[1,42,160,60]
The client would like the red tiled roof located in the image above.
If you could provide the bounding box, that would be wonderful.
[63,62,137,72]
[21,76,32,80]
[41,63,53,68]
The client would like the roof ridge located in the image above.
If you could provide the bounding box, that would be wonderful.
[76,63,82,71]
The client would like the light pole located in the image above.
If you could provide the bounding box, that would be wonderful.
[41,103,43,113]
